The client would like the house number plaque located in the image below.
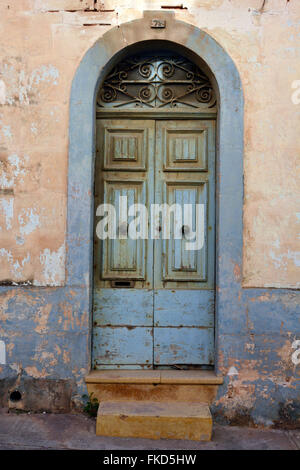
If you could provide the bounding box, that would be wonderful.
[151,19,166,28]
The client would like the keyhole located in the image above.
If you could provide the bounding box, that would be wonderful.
[119,222,128,236]
[182,225,190,237]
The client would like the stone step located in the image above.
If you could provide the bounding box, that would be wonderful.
[96,401,212,441]
[86,370,223,406]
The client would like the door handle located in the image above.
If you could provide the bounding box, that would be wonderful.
[118,222,128,237]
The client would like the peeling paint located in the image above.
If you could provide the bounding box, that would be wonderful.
[0,248,31,279]
[0,341,6,364]
[227,366,238,376]
[18,207,40,236]
[37,245,65,286]
[24,366,49,379]
[0,197,13,230]
[0,79,6,105]
[34,304,51,334]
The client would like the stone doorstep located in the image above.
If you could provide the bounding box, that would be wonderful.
[97,401,212,441]
[85,369,224,385]
[86,382,220,405]
[86,370,223,405]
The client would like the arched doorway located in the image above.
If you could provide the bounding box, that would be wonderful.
[67,11,244,380]
[92,45,217,369]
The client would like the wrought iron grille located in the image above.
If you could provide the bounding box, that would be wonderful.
[97,52,216,109]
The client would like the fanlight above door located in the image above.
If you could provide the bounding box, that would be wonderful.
[97,52,216,110]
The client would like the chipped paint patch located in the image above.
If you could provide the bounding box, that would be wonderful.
[0,57,60,106]
[34,304,51,334]
[24,366,49,379]
[37,244,65,286]
[0,154,28,190]
[0,340,6,364]
[30,122,38,135]
[0,197,13,230]
[228,366,238,376]
[0,79,6,105]
[18,207,40,236]
[0,248,30,280]
[270,249,300,270]
[1,125,12,139]
[18,65,59,105]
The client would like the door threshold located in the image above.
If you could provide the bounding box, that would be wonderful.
[85,369,223,385]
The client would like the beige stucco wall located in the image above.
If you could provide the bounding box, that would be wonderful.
[0,0,299,288]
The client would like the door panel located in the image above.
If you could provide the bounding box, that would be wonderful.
[93,326,153,368]
[162,182,208,282]
[153,120,215,366]
[154,327,214,365]
[101,180,146,280]
[93,120,155,369]
[103,127,147,170]
[164,128,208,171]
[93,289,153,326]
[153,290,214,327]
[154,120,215,290]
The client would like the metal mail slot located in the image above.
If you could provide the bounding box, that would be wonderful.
[111,280,135,288]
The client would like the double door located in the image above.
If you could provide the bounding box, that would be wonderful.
[92,118,215,369]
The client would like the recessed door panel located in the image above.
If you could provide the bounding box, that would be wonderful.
[101,180,146,279]
[164,129,208,171]
[103,128,147,170]
[162,182,208,282]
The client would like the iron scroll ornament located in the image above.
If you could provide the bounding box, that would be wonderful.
[97,53,216,109]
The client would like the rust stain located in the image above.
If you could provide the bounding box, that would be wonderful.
[63,350,71,364]
[24,366,49,379]
[34,303,51,334]
[233,263,241,282]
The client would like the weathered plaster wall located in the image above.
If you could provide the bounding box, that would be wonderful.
[0,0,299,287]
[0,0,300,424]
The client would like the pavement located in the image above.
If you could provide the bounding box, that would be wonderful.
[0,410,299,450]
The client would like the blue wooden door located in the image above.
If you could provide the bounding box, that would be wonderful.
[93,119,155,369]
[153,120,215,366]
[92,119,215,369]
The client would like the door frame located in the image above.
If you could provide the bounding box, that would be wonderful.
[66,11,244,375]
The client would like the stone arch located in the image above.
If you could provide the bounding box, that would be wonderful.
[67,11,244,371]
